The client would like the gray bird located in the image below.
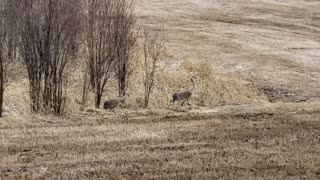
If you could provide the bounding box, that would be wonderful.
[172,76,196,107]
[103,94,128,112]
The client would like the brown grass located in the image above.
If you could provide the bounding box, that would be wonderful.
[135,0,320,102]
[1,0,320,179]
[1,103,320,179]
[124,56,265,108]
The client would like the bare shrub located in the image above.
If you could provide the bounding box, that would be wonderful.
[0,1,8,117]
[17,0,81,115]
[85,0,118,109]
[141,28,167,108]
[84,0,137,108]
[113,0,137,97]
[0,0,17,117]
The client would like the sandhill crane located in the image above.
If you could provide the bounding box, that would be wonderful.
[103,94,128,112]
[172,76,196,107]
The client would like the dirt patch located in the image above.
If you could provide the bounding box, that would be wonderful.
[258,86,308,103]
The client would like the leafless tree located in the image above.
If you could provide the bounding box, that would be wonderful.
[0,1,8,117]
[141,28,166,108]
[85,0,119,109]
[80,64,90,111]
[0,0,17,117]
[17,0,81,115]
[85,0,137,108]
[113,0,137,97]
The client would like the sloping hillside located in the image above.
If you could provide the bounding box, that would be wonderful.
[136,0,320,102]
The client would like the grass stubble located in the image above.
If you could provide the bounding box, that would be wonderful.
[1,0,320,179]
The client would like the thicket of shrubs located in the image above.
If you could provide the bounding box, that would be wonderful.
[0,0,263,117]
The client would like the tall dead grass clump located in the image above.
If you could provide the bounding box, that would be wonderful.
[125,58,264,108]
[176,60,264,106]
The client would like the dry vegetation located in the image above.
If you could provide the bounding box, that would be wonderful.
[1,104,320,179]
[136,0,320,102]
[1,0,320,179]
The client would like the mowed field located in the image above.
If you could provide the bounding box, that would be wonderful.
[1,0,320,179]
[1,105,320,179]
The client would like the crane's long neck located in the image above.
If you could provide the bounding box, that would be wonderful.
[191,79,195,93]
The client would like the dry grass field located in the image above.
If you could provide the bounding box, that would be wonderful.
[136,0,320,102]
[1,104,320,179]
[1,0,320,179]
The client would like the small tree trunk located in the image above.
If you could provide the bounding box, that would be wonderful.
[0,89,3,117]
[144,79,151,108]
[0,63,3,117]
[118,61,128,97]
[81,66,89,111]
[95,90,102,109]
[144,92,150,108]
